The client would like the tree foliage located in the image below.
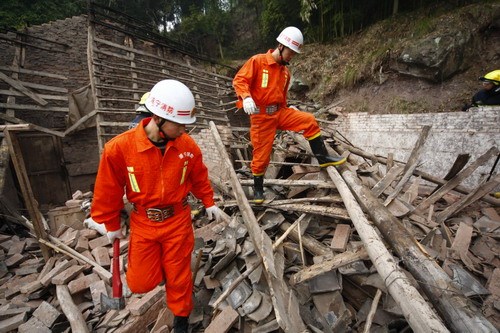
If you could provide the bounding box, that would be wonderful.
[0,0,489,58]
[0,0,85,29]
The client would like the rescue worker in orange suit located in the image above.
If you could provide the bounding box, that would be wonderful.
[91,79,222,333]
[233,26,347,204]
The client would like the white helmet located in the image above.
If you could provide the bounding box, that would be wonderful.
[145,80,196,124]
[276,26,303,54]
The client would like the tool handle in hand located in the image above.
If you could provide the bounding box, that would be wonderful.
[112,238,123,298]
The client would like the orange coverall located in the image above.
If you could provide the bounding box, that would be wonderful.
[233,50,322,176]
[91,118,215,316]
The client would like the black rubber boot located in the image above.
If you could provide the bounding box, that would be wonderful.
[253,175,265,204]
[173,316,189,333]
[308,136,346,167]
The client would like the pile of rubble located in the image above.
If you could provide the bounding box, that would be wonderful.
[0,123,499,332]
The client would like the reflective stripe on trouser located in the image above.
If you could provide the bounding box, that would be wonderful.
[250,106,321,175]
[126,206,194,316]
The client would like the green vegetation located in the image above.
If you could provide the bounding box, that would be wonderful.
[413,17,435,37]
[0,0,488,59]
[385,97,428,114]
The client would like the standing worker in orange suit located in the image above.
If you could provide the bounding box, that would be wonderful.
[233,26,346,204]
[91,79,222,333]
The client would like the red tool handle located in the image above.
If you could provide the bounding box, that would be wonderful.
[112,238,123,298]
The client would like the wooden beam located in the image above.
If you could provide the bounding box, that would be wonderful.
[63,110,97,136]
[56,285,90,333]
[326,166,449,333]
[0,103,68,112]
[435,174,500,222]
[0,113,65,137]
[238,178,337,188]
[339,167,496,332]
[209,121,307,332]
[414,146,499,214]
[0,71,48,105]
[290,247,368,285]
[0,65,67,80]
[384,125,430,206]
[335,140,500,206]
[3,127,52,260]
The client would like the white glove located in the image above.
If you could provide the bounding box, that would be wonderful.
[107,229,124,243]
[206,206,222,222]
[83,217,107,236]
[243,97,258,115]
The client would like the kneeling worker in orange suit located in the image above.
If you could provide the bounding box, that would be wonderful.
[91,79,221,333]
[233,26,347,204]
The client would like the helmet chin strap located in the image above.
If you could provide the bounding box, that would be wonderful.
[278,45,289,66]
[156,118,171,142]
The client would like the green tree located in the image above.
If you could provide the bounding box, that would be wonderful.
[0,0,85,29]
[260,0,301,45]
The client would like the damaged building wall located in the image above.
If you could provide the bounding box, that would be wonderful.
[0,16,98,196]
[1,10,237,200]
[331,106,500,188]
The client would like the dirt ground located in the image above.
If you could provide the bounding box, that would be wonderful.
[287,3,500,115]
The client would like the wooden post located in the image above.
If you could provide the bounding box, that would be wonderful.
[338,167,497,332]
[209,121,307,333]
[3,127,52,260]
[325,166,449,333]
[87,11,105,153]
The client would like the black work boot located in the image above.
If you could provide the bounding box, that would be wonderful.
[253,175,265,204]
[308,136,346,167]
[173,316,189,333]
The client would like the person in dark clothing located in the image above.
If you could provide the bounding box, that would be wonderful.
[463,70,500,110]
[129,92,151,129]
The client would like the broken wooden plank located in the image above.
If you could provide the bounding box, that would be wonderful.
[266,203,350,220]
[371,165,403,197]
[3,128,52,260]
[331,224,352,252]
[435,174,500,223]
[339,167,496,332]
[290,247,368,285]
[414,146,499,214]
[328,166,450,333]
[335,141,500,206]
[384,125,431,206]
[63,109,97,136]
[237,178,337,189]
[56,285,89,333]
[205,305,239,333]
[0,71,48,106]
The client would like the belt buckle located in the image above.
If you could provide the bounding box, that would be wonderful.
[161,207,174,220]
[266,104,278,114]
[146,208,164,222]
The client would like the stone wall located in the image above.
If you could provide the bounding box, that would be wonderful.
[329,106,500,188]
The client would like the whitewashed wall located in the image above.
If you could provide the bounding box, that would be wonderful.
[329,106,500,189]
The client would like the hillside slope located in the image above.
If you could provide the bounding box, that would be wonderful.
[288,2,500,114]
